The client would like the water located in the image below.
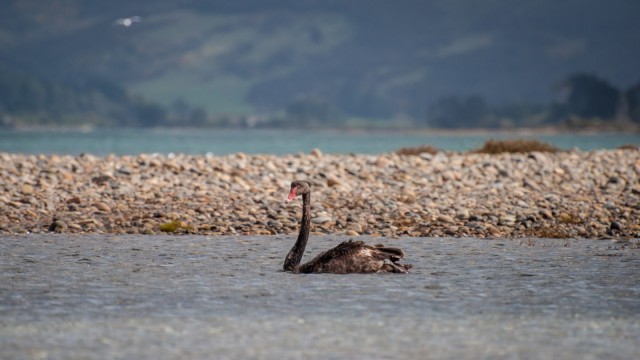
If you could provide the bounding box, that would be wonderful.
[1,128,638,155]
[1,234,639,359]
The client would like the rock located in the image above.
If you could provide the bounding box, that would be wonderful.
[68,223,82,231]
[538,209,553,220]
[523,178,541,192]
[310,148,323,157]
[67,197,82,204]
[347,223,363,233]
[444,226,459,235]
[117,167,132,175]
[0,150,634,238]
[91,175,113,185]
[311,216,332,224]
[267,220,282,228]
[610,221,623,231]
[48,219,66,232]
[468,215,482,222]
[358,171,373,181]
[375,157,390,167]
[93,202,111,212]
[486,225,502,237]
[78,219,99,226]
[436,215,455,224]
[528,152,548,163]
[326,176,341,187]
[455,208,470,220]
[345,229,359,236]
[21,184,34,194]
[498,215,516,226]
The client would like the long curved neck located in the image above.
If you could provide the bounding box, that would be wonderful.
[284,192,310,272]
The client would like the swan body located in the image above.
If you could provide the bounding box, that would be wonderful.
[284,180,412,274]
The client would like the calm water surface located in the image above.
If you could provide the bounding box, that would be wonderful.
[1,129,639,155]
[1,234,639,359]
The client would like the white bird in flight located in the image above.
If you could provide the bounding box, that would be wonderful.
[114,16,142,27]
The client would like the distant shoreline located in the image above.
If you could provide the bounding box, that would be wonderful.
[2,124,639,135]
[2,126,638,156]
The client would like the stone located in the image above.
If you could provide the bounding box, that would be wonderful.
[311,216,331,224]
[93,202,111,212]
[444,226,459,235]
[499,215,516,226]
[455,208,470,220]
[8,201,22,208]
[48,219,66,232]
[610,221,623,231]
[0,150,633,239]
[326,176,341,187]
[68,223,82,231]
[436,215,455,224]
[267,220,282,228]
[21,184,34,194]
[538,209,553,220]
[375,157,390,167]
[67,197,82,204]
[347,223,363,233]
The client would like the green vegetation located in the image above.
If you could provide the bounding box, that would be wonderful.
[618,144,639,150]
[473,139,560,154]
[159,220,195,233]
[0,66,211,128]
[130,73,255,115]
[395,145,439,156]
[395,139,559,156]
[0,1,639,130]
[126,10,352,115]
[426,73,640,130]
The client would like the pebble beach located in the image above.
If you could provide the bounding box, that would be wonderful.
[1,148,639,239]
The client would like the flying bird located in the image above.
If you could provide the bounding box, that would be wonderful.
[114,16,142,27]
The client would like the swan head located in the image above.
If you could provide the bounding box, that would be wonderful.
[287,180,310,201]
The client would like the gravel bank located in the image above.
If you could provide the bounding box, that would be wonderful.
[1,149,638,238]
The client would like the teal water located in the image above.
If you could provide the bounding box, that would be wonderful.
[1,128,638,155]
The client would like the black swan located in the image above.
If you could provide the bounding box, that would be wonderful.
[283,180,412,274]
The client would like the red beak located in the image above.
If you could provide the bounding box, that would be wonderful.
[286,187,297,201]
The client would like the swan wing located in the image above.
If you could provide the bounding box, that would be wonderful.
[304,240,364,264]
[299,240,409,273]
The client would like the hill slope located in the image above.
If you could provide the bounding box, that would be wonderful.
[1,0,639,124]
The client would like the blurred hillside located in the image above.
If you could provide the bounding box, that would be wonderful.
[1,0,639,128]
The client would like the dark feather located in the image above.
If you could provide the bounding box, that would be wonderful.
[298,240,411,274]
[285,180,412,274]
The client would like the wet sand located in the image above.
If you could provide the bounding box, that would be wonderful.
[1,234,639,359]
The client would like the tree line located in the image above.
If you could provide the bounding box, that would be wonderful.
[0,65,207,128]
[423,73,640,129]
[276,73,640,129]
[1,66,639,129]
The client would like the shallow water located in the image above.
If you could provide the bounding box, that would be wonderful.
[1,235,639,359]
